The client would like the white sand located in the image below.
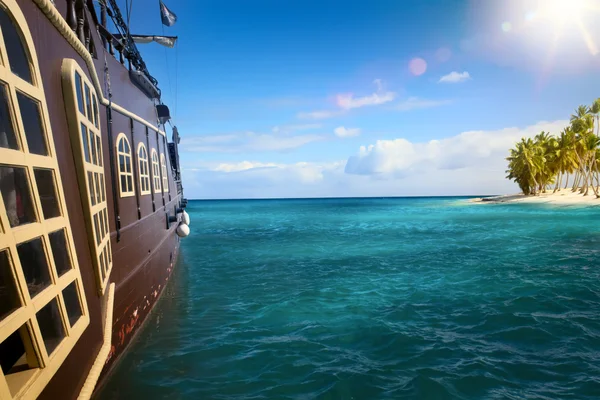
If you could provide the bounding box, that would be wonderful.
[471,188,600,206]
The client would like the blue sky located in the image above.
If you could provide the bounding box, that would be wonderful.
[120,0,600,198]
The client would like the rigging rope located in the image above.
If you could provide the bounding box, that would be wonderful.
[174,38,178,121]
[126,0,133,36]
[161,20,174,123]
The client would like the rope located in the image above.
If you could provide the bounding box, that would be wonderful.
[126,0,133,36]
[161,22,173,111]
[174,37,178,121]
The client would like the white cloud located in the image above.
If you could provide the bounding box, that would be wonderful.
[181,132,324,153]
[345,120,568,176]
[206,161,343,185]
[297,110,346,120]
[334,126,361,138]
[297,79,395,120]
[373,78,383,92]
[272,123,322,134]
[438,71,471,83]
[395,97,453,111]
[336,91,396,110]
[180,120,570,199]
[181,161,348,198]
[212,161,279,172]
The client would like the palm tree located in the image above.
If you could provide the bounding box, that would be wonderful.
[582,134,600,197]
[506,99,600,199]
[506,138,544,195]
[553,129,577,192]
[590,98,600,136]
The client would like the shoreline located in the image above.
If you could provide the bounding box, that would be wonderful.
[469,188,600,206]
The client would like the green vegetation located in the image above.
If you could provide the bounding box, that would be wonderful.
[506,99,600,197]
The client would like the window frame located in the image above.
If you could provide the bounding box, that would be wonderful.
[137,142,150,196]
[61,59,113,296]
[151,148,161,194]
[0,2,90,398]
[115,133,134,198]
[160,153,169,193]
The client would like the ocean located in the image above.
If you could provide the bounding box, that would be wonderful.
[97,197,600,399]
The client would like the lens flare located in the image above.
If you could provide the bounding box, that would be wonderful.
[408,58,427,76]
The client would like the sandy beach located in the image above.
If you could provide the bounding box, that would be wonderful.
[470,188,600,206]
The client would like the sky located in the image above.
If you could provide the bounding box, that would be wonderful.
[118,0,600,199]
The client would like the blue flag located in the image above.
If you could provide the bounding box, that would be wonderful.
[160,0,177,27]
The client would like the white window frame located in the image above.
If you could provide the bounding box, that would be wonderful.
[0,2,90,398]
[115,133,134,198]
[160,153,169,193]
[137,143,150,195]
[61,59,113,295]
[151,148,161,193]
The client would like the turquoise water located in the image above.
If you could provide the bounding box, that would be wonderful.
[97,197,600,399]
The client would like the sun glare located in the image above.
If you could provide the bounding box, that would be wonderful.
[538,0,586,24]
[529,0,599,56]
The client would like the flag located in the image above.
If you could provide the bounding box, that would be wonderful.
[114,34,178,48]
[160,0,177,27]
[131,35,177,48]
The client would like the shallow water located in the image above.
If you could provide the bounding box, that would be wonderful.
[97,197,600,399]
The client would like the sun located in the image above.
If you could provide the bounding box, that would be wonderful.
[529,0,599,56]
[538,0,588,24]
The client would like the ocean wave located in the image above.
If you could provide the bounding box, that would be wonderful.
[99,199,600,400]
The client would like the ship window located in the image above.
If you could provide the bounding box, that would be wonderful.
[92,94,98,128]
[137,143,150,195]
[87,170,96,206]
[0,250,20,321]
[62,281,82,326]
[0,83,18,150]
[48,229,72,277]
[100,174,106,202]
[160,153,169,193]
[17,237,51,298]
[74,72,84,115]
[17,91,47,156]
[84,83,92,121]
[80,123,90,163]
[151,148,161,193]
[0,5,32,84]
[89,128,97,165]
[94,172,100,205]
[36,298,65,355]
[0,165,37,227]
[95,134,102,166]
[116,133,134,197]
[0,4,90,399]
[34,168,61,220]
[63,60,112,296]
[0,323,39,380]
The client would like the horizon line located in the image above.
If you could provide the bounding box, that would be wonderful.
[186,195,500,201]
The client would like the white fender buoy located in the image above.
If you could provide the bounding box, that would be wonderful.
[176,222,190,237]
[182,210,190,226]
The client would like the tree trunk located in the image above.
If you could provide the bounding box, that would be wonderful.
[554,172,561,192]
[564,173,569,189]
[587,156,599,197]
[574,151,587,193]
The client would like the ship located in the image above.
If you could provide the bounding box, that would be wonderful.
[0,0,189,398]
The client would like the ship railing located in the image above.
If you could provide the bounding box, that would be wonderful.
[58,0,160,93]
[64,0,97,57]
[97,24,129,66]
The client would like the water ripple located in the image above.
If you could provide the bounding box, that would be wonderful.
[98,198,600,400]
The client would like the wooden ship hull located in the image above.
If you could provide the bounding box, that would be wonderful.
[0,1,188,398]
